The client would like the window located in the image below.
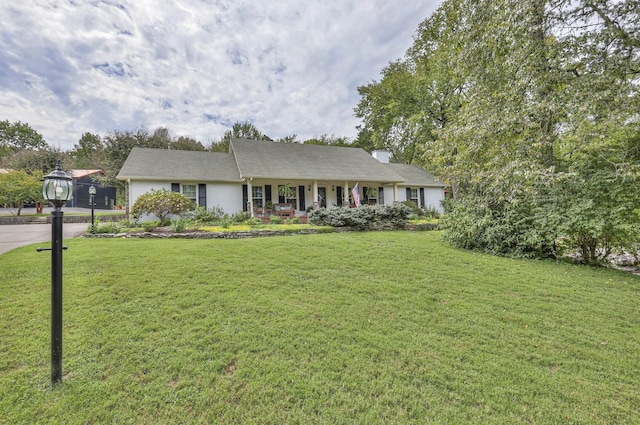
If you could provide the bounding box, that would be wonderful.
[365,186,378,204]
[182,184,197,203]
[410,188,419,204]
[252,186,263,208]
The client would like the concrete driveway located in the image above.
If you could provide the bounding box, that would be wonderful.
[0,223,89,255]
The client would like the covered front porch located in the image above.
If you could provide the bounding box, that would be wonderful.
[244,179,400,218]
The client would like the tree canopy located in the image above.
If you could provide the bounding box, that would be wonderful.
[0,170,42,216]
[357,0,640,262]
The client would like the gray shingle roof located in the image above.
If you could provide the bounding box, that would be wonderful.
[230,139,405,183]
[385,164,447,187]
[117,148,241,181]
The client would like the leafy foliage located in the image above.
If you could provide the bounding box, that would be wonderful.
[0,120,47,158]
[308,203,411,230]
[130,189,196,223]
[192,205,226,224]
[359,0,640,261]
[0,170,42,216]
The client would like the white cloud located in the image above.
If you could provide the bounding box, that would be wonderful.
[0,0,442,149]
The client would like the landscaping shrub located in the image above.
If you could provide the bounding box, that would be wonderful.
[231,211,251,223]
[131,189,196,223]
[402,200,424,217]
[117,218,139,229]
[245,217,263,226]
[193,205,225,224]
[93,221,122,234]
[219,216,232,229]
[269,215,282,224]
[308,203,411,230]
[142,220,160,232]
[170,217,191,233]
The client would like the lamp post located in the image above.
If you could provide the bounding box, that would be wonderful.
[88,185,96,233]
[40,160,73,385]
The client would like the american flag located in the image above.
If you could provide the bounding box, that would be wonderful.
[351,183,361,207]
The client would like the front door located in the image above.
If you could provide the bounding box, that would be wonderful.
[318,187,327,208]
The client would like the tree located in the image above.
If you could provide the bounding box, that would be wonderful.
[435,0,640,260]
[361,0,640,260]
[210,121,271,152]
[71,132,105,169]
[130,189,196,223]
[0,170,42,216]
[170,136,206,151]
[0,120,47,159]
[302,134,351,146]
[4,145,68,175]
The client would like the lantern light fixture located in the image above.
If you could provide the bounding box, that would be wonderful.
[42,161,73,208]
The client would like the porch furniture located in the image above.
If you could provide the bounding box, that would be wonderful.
[274,203,295,217]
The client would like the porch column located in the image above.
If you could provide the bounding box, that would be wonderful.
[344,181,349,206]
[312,180,319,208]
[126,179,131,217]
[393,183,398,203]
[247,179,253,216]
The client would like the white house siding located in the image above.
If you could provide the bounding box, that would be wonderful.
[128,181,244,218]
[209,183,243,214]
[129,181,172,210]
[380,186,444,213]
[423,188,445,213]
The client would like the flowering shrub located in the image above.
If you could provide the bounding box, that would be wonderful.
[131,189,196,223]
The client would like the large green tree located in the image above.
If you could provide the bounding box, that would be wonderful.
[71,132,105,169]
[358,0,640,261]
[0,170,42,216]
[209,121,271,152]
[0,120,47,159]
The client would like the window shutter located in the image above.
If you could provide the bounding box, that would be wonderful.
[406,188,411,201]
[298,185,305,211]
[198,184,207,207]
[242,184,248,212]
[378,187,384,205]
[171,183,180,192]
[265,185,272,203]
[420,188,425,208]
[336,186,343,206]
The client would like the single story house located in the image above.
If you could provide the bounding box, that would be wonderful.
[117,138,447,217]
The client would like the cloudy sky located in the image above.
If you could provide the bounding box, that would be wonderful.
[0,0,442,151]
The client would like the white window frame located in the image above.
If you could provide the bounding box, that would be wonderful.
[410,188,419,205]
[252,186,263,208]
[182,184,197,204]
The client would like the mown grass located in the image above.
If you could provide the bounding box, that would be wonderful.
[0,232,638,424]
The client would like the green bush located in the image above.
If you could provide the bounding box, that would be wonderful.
[402,200,424,217]
[170,217,191,233]
[308,203,411,230]
[142,220,160,232]
[93,221,122,234]
[193,206,225,224]
[269,215,282,224]
[285,216,302,224]
[246,217,263,226]
[131,189,196,223]
[117,218,139,229]
[231,211,251,223]
[219,216,232,229]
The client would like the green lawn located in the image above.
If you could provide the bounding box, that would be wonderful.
[1,232,638,424]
